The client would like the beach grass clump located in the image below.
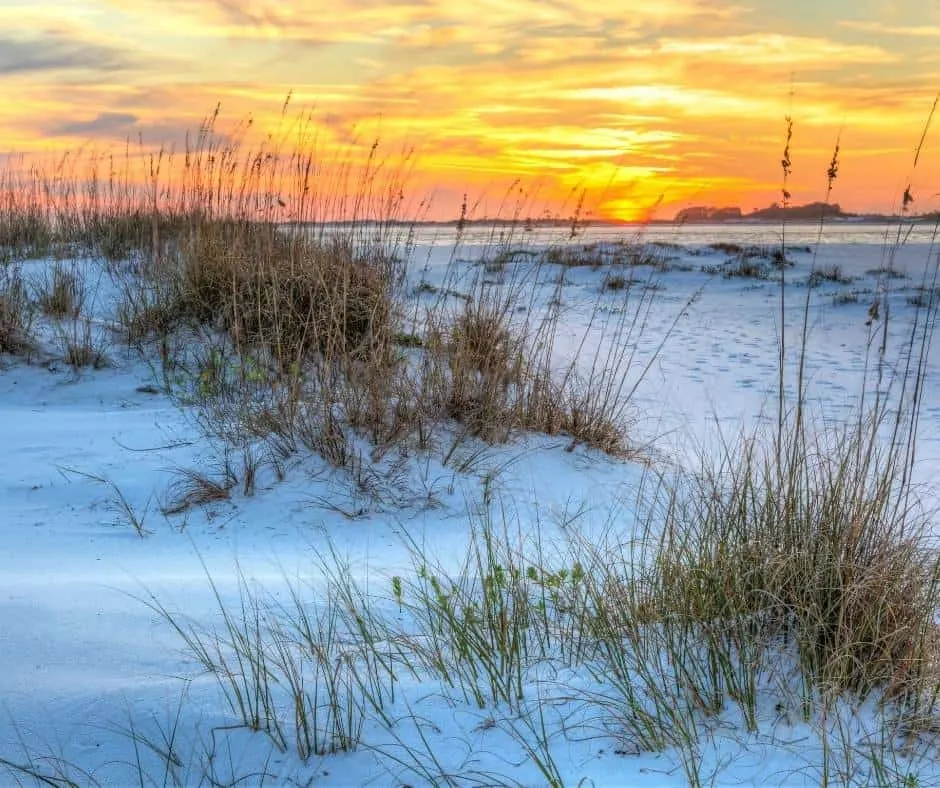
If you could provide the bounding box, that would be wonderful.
[0,170,54,260]
[159,222,411,468]
[35,261,85,319]
[115,278,184,346]
[534,386,627,455]
[723,256,770,279]
[906,287,940,309]
[0,210,53,260]
[867,266,908,280]
[396,510,556,710]
[414,280,533,445]
[808,264,853,287]
[55,316,109,369]
[544,241,665,271]
[438,297,523,436]
[708,241,746,254]
[545,243,607,268]
[484,247,540,272]
[398,227,676,457]
[654,419,939,698]
[832,290,862,306]
[618,242,667,269]
[177,221,394,364]
[71,210,148,261]
[558,396,940,779]
[721,246,795,280]
[0,265,34,355]
[161,465,237,516]
[603,273,631,291]
[142,551,405,762]
[75,210,194,263]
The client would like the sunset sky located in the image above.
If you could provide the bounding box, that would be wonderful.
[1,0,938,221]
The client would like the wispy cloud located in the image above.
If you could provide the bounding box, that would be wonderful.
[654,34,895,67]
[840,20,940,38]
[0,32,133,75]
[101,0,747,44]
[48,112,138,137]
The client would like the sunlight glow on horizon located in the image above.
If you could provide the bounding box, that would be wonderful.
[0,0,938,221]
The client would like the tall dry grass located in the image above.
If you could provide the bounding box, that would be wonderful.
[0,100,695,477]
[21,105,661,475]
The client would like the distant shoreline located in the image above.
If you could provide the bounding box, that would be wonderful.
[290,215,936,228]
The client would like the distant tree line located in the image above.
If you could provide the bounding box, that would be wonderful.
[675,202,845,222]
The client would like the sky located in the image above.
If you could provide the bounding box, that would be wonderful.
[0,0,938,221]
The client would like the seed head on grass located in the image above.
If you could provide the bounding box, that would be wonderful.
[781,115,793,207]
[826,139,841,197]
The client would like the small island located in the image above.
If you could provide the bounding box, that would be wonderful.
[675,202,847,223]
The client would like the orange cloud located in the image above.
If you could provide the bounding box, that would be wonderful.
[0,1,936,222]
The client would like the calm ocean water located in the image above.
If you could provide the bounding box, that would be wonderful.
[405,221,938,250]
